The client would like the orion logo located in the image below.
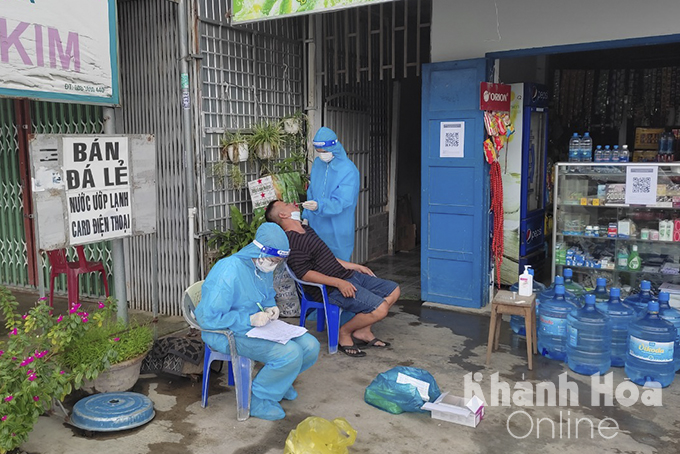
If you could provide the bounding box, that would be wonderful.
[526,227,542,244]
[484,90,509,103]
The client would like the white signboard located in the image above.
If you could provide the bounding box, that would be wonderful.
[440,121,465,158]
[248,176,278,209]
[63,137,131,245]
[0,0,119,105]
[625,165,658,206]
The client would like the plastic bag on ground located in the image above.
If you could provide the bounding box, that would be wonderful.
[274,263,300,317]
[284,416,357,454]
[364,366,441,414]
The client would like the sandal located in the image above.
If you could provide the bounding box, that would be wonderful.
[338,344,366,357]
[351,336,391,348]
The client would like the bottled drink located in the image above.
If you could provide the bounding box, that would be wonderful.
[603,145,611,162]
[597,288,636,366]
[623,280,653,315]
[594,145,603,163]
[567,294,613,375]
[537,275,578,318]
[580,132,593,162]
[625,300,676,387]
[620,144,630,162]
[538,285,580,360]
[657,292,680,371]
[611,145,620,162]
[627,245,641,271]
[563,268,586,302]
[510,280,547,335]
[568,133,581,162]
[666,132,675,162]
[593,277,609,304]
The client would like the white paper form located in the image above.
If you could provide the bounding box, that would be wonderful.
[625,165,658,205]
[246,320,308,344]
[396,372,431,401]
[439,121,465,158]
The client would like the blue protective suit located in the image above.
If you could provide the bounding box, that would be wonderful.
[195,223,320,420]
[303,127,360,261]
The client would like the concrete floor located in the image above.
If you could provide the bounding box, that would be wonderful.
[5,249,680,454]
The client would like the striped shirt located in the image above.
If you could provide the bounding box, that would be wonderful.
[286,225,353,299]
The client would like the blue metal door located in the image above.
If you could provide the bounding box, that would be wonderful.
[421,59,490,308]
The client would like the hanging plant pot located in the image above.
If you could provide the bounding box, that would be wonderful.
[237,143,249,162]
[257,143,275,160]
[226,145,238,164]
[283,117,300,135]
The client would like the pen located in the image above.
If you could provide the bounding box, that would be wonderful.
[257,303,265,312]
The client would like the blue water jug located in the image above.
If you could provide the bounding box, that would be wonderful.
[510,280,547,336]
[563,268,586,304]
[625,300,676,387]
[566,294,612,375]
[597,288,636,367]
[592,277,609,304]
[623,280,654,315]
[538,285,579,361]
[657,292,680,371]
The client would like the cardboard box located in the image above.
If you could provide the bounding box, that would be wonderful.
[635,128,664,150]
[421,393,484,428]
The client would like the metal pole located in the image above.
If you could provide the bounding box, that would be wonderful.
[178,0,197,284]
[388,81,400,255]
[103,107,128,324]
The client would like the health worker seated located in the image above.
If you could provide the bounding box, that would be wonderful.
[195,222,320,420]
[265,200,400,358]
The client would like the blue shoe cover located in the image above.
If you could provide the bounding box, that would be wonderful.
[250,396,286,421]
[283,386,297,401]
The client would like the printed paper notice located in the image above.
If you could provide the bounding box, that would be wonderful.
[396,372,430,401]
[440,121,465,158]
[625,166,658,205]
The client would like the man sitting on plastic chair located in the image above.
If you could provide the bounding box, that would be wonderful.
[195,223,320,421]
[266,201,400,358]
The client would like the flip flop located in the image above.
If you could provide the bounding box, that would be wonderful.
[351,336,391,348]
[338,344,366,357]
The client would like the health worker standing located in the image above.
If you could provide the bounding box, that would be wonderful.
[302,127,360,261]
[195,223,320,421]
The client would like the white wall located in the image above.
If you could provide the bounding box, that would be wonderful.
[432,0,680,62]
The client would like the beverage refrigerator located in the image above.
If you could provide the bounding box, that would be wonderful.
[499,82,549,285]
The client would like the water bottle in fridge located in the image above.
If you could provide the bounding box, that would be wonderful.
[611,145,620,162]
[619,144,630,162]
[594,145,603,163]
[603,145,611,162]
[580,132,593,162]
[568,133,581,162]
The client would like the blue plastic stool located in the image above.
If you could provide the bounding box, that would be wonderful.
[285,263,341,354]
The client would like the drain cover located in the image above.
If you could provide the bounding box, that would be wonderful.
[70,392,155,432]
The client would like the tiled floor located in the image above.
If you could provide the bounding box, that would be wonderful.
[366,247,421,300]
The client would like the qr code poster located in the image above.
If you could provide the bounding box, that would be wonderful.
[439,121,465,158]
[625,165,658,206]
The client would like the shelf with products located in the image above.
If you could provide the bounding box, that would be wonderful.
[552,162,680,291]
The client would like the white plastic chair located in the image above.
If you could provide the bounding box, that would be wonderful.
[182,280,253,421]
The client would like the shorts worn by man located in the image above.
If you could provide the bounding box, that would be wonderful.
[265,200,400,357]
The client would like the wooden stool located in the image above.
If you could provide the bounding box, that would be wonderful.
[486,290,537,370]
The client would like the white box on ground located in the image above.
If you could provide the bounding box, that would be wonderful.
[421,392,484,427]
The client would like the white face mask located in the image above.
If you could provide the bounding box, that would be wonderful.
[318,152,334,163]
[255,258,279,273]
[291,210,301,221]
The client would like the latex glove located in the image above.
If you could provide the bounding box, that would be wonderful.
[301,218,309,226]
[250,311,271,327]
[302,200,318,211]
[265,306,280,320]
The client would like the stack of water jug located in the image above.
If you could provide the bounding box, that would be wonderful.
[515,270,680,388]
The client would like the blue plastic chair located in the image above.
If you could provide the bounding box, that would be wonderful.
[285,263,341,354]
[182,280,253,421]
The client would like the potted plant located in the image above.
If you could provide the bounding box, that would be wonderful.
[207,206,265,265]
[61,316,153,394]
[220,131,250,163]
[250,121,283,160]
[0,288,124,452]
[227,164,245,190]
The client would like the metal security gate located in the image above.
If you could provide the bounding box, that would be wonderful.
[195,1,304,263]
[325,95,370,264]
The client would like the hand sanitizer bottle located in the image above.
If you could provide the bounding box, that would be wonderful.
[519,265,534,296]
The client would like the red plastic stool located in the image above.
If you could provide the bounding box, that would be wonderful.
[46,246,110,309]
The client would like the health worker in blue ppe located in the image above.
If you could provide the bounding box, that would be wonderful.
[302,127,360,261]
[195,222,320,421]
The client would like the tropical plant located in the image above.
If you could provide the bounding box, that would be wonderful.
[220,131,250,163]
[207,206,266,262]
[250,121,284,160]
[0,288,122,453]
[227,164,246,190]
